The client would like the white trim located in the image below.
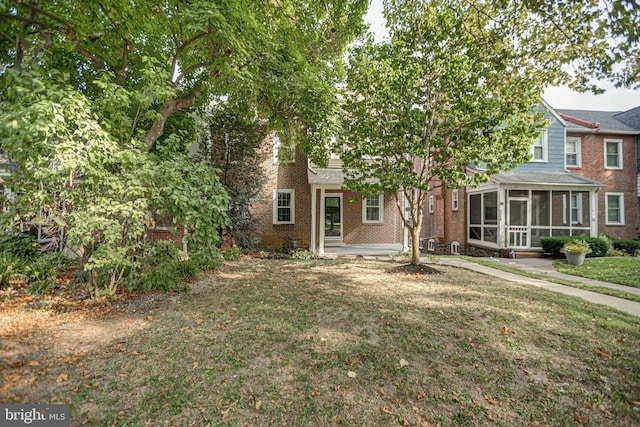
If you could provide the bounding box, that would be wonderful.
[428,195,434,213]
[273,189,295,224]
[604,139,623,170]
[324,193,343,241]
[362,194,384,223]
[605,192,625,225]
[565,136,581,168]
[529,130,548,162]
[451,241,460,255]
[427,239,435,251]
[452,189,459,211]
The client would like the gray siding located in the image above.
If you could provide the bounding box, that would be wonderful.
[514,106,566,173]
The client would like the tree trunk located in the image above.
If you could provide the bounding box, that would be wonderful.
[143,93,197,151]
[410,226,422,265]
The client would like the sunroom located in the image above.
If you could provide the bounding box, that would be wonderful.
[467,171,603,251]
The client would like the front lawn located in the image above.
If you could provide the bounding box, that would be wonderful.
[554,257,640,288]
[2,258,639,426]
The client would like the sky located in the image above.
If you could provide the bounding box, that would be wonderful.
[364,0,639,112]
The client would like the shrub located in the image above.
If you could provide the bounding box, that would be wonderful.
[191,244,223,271]
[0,234,39,260]
[541,236,608,257]
[611,238,640,255]
[0,254,25,288]
[222,246,242,261]
[290,250,317,260]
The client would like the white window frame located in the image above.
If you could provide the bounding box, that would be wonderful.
[428,195,434,214]
[427,239,435,251]
[362,194,384,224]
[147,209,176,230]
[452,190,459,211]
[570,193,583,225]
[604,139,623,169]
[605,192,625,225]
[273,189,295,224]
[530,130,548,162]
[565,136,581,167]
[273,135,295,165]
[451,241,460,255]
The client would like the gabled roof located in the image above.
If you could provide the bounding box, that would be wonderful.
[613,105,640,130]
[492,171,603,187]
[556,107,640,134]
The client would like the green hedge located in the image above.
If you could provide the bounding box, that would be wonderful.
[540,236,609,258]
[611,238,640,254]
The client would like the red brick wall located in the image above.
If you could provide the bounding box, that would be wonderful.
[253,137,405,249]
[567,132,640,239]
[253,138,312,249]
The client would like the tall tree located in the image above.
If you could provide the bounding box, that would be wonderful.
[0,0,368,293]
[340,0,549,265]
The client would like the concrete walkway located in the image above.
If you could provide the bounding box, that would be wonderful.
[436,257,640,318]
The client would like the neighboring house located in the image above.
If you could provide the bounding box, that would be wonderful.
[253,135,407,253]
[422,101,640,256]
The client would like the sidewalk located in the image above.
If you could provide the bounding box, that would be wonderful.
[435,256,640,318]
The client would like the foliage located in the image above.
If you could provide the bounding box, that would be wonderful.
[0,234,40,261]
[190,244,224,271]
[127,241,197,292]
[290,250,318,260]
[341,0,547,264]
[203,109,269,250]
[561,240,592,254]
[611,238,640,255]
[222,247,243,261]
[541,236,609,258]
[0,254,25,288]
[444,0,640,91]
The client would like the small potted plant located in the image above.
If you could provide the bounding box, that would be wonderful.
[561,240,591,266]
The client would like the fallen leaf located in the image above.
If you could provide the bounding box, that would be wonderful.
[484,394,497,405]
[56,373,69,383]
[146,316,153,321]
[596,349,610,358]
[501,326,509,335]
[217,323,226,331]
[310,391,320,397]
[612,337,623,344]
[573,415,588,425]
[196,319,204,325]
[380,404,393,414]
[27,361,40,367]
[193,361,199,369]
[514,354,525,361]
[398,358,409,369]
[347,371,357,378]
[255,400,262,411]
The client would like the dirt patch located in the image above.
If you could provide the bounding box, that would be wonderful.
[386,262,443,275]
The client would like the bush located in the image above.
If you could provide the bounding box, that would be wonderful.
[222,246,242,261]
[191,244,223,271]
[290,250,317,260]
[0,254,25,288]
[0,234,40,260]
[611,238,640,255]
[541,236,609,257]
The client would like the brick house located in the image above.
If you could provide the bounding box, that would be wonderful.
[253,135,407,253]
[422,102,640,257]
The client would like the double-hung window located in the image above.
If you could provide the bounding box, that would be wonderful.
[452,190,459,211]
[273,189,295,224]
[565,137,581,167]
[605,193,624,225]
[363,194,384,223]
[604,139,623,169]
[530,131,548,162]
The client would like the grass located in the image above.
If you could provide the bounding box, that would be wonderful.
[6,258,640,426]
[461,256,640,304]
[553,257,640,288]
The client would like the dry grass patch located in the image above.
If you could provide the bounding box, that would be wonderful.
[2,258,639,426]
